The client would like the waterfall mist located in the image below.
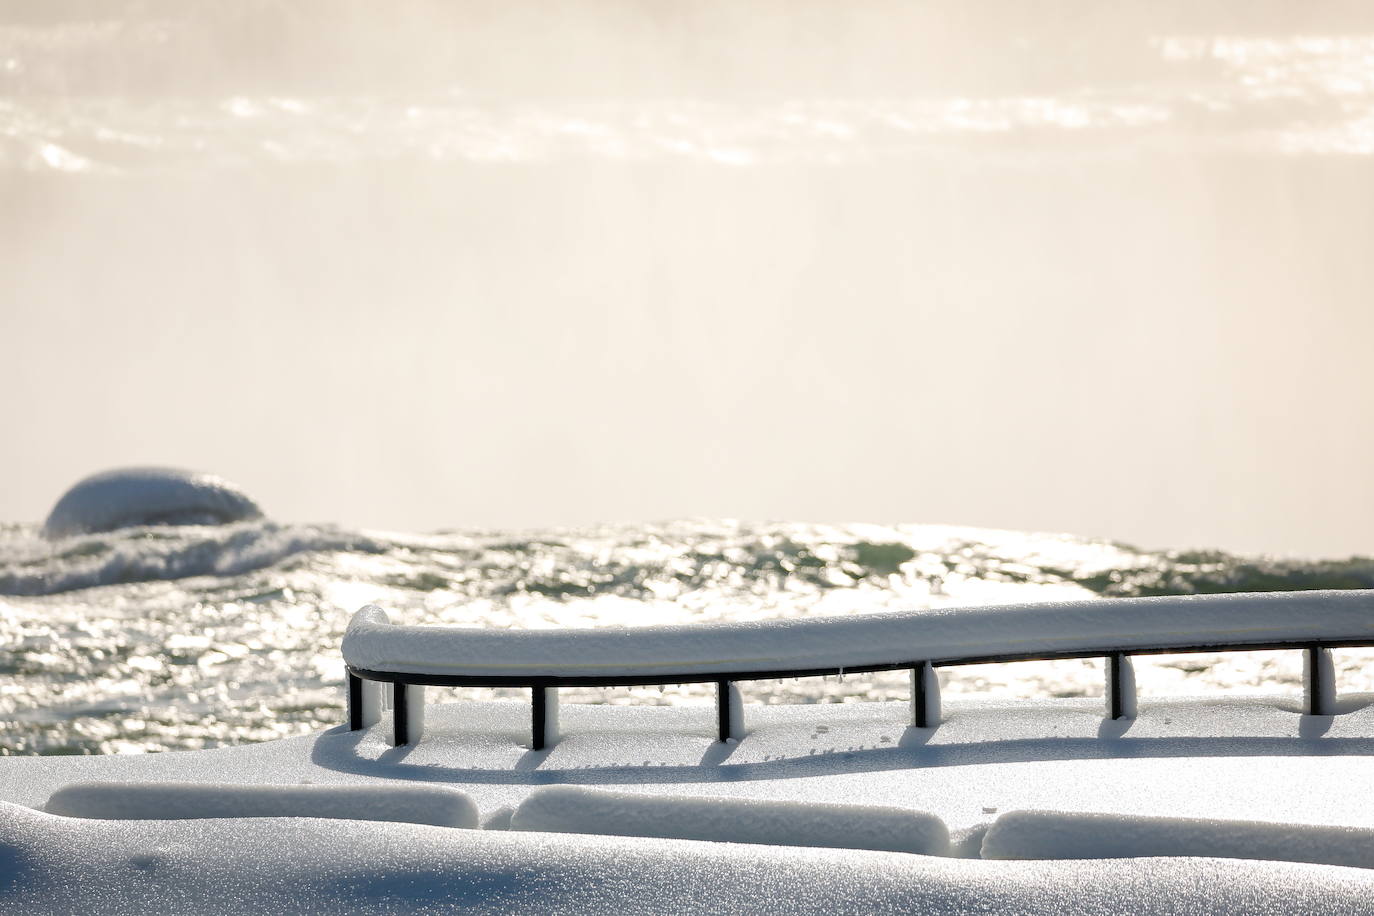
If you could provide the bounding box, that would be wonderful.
[4,0,1373,556]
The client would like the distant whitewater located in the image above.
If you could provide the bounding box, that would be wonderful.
[2,517,1372,756]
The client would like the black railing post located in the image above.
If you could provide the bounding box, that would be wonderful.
[1305,645,1335,716]
[912,667,925,727]
[911,662,939,728]
[393,682,410,746]
[717,680,731,742]
[1308,646,1321,716]
[533,686,547,751]
[1107,653,1123,721]
[1106,652,1137,720]
[347,673,364,730]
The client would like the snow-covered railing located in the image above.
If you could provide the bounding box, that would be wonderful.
[341,590,1374,749]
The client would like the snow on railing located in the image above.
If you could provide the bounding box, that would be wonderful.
[341,589,1374,750]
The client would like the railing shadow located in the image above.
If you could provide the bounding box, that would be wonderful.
[309,713,1374,788]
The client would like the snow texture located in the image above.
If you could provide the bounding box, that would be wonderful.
[41,467,263,539]
[510,785,951,855]
[342,590,1374,677]
[2,801,1372,915]
[44,781,479,829]
[982,810,1374,870]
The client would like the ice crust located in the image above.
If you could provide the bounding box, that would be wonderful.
[342,590,1374,677]
[982,810,1374,870]
[510,785,950,855]
[2,801,1373,915]
[44,781,479,829]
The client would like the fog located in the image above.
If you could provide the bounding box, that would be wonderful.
[3,0,1373,557]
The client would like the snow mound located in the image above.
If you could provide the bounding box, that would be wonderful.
[982,810,1374,870]
[44,781,479,829]
[343,590,1374,677]
[510,785,950,855]
[42,467,263,539]
[2,802,1372,915]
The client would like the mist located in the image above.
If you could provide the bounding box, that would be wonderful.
[3,0,1373,557]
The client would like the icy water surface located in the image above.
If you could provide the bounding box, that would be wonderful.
[2,519,1372,756]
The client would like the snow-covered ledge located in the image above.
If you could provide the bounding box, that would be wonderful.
[341,590,1374,750]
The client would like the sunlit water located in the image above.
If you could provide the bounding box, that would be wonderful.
[2,518,1372,755]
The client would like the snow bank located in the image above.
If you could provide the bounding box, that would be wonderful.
[342,590,1374,677]
[44,781,479,829]
[2,802,1371,915]
[510,785,950,855]
[982,810,1374,870]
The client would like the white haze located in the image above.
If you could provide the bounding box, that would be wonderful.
[2,0,1373,557]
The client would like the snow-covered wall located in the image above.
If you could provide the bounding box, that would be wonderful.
[45,781,479,829]
[342,590,1374,678]
[982,810,1374,871]
[510,785,950,855]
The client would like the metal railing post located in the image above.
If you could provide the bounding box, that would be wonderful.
[533,686,560,750]
[347,673,363,730]
[911,662,940,728]
[393,682,409,746]
[717,680,743,741]
[392,682,425,746]
[1106,652,1137,720]
[346,672,381,731]
[1305,645,1335,716]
